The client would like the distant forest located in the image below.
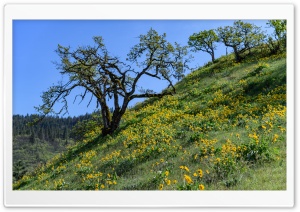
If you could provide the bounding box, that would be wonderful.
[13,113,100,181]
[14,114,90,140]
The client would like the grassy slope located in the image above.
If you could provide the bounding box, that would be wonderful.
[14,52,287,191]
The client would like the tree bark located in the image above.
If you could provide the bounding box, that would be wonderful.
[233,46,242,62]
[211,51,215,63]
[101,97,130,136]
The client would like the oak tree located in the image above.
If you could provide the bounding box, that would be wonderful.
[266,20,287,54]
[217,20,265,62]
[188,29,218,63]
[35,29,190,136]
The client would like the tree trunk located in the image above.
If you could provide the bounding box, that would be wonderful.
[101,98,129,136]
[233,46,242,62]
[101,113,122,136]
[211,51,215,63]
[99,97,113,136]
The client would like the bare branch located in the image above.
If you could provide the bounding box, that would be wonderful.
[130,91,174,100]
[35,28,191,135]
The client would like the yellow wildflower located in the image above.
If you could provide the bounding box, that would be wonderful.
[179,166,190,172]
[273,134,279,143]
[184,174,193,184]
[199,184,205,190]
[197,169,203,178]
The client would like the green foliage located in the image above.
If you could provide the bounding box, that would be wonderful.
[188,29,218,62]
[246,62,270,77]
[36,28,192,136]
[189,132,204,143]
[241,138,271,163]
[267,20,286,42]
[267,20,286,54]
[29,130,36,144]
[13,48,286,191]
[12,114,91,182]
[13,160,27,181]
[13,114,92,140]
[70,114,102,142]
[217,20,266,62]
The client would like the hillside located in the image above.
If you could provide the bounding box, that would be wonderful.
[12,113,101,181]
[14,52,286,190]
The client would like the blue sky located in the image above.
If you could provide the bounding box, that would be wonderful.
[13,20,271,117]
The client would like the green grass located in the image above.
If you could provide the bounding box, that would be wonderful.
[13,51,287,191]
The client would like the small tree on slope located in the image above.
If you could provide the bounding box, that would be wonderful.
[217,20,265,62]
[188,29,219,63]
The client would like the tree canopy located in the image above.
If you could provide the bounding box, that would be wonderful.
[188,29,219,63]
[266,20,286,54]
[217,20,265,62]
[35,29,191,136]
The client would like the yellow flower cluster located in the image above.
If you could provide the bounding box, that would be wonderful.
[180,166,190,172]
[184,174,193,184]
[54,179,66,190]
[86,172,103,180]
[13,56,286,191]
[101,150,121,163]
